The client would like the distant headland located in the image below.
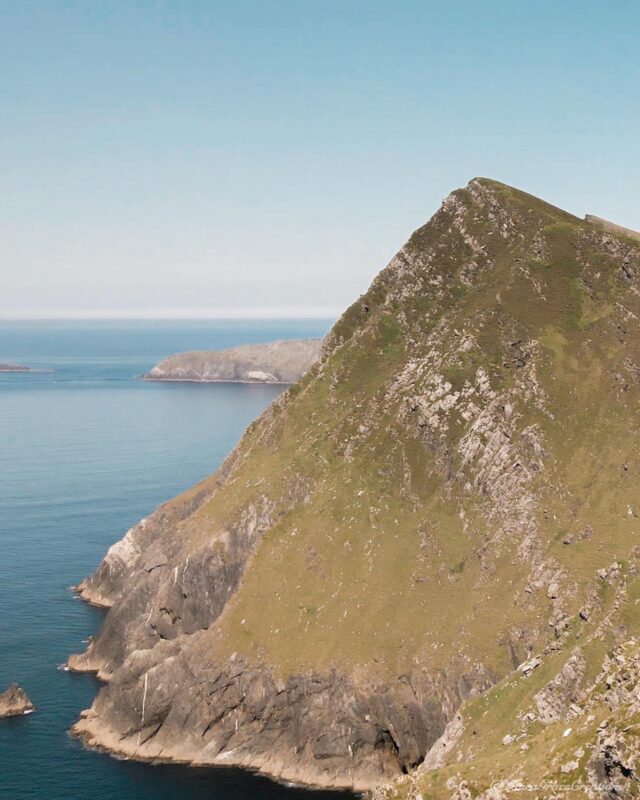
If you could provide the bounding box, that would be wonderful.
[0,362,33,372]
[0,363,52,373]
[142,338,323,384]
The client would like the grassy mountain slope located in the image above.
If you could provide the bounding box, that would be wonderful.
[70,179,640,795]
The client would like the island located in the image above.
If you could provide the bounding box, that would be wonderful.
[0,363,52,374]
[0,362,33,372]
[142,338,323,384]
[0,684,35,719]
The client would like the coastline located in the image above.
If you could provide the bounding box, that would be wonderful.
[140,375,292,385]
[65,582,114,680]
[72,579,114,609]
[71,712,368,795]
[68,585,365,794]
[0,318,337,799]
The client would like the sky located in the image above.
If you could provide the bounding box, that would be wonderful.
[1,0,639,319]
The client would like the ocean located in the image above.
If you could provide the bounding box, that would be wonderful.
[0,320,356,800]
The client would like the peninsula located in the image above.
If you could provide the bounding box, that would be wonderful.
[142,338,323,384]
[70,179,640,797]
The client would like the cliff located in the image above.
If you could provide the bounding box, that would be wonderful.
[142,339,323,384]
[70,179,640,797]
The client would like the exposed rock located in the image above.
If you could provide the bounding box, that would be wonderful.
[142,339,323,384]
[73,651,468,790]
[0,684,35,718]
[419,713,464,770]
[588,731,638,799]
[533,649,586,724]
[518,656,541,677]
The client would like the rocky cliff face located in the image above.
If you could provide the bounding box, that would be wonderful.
[143,339,323,384]
[70,179,640,795]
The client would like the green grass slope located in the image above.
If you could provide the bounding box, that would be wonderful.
[212,179,640,680]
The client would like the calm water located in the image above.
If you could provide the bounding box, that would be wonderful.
[0,320,355,800]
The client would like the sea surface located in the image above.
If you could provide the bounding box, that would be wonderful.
[0,320,356,800]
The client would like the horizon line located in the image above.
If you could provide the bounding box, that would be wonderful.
[0,306,344,321]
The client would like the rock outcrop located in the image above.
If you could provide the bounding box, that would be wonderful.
[142,339,323,384]
[70,179,640,795]
[0,684,35,718]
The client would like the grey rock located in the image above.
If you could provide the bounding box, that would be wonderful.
[533,649,586,724]
[0,684,35,718]
[518,657,541,677]
[73,647,494,790]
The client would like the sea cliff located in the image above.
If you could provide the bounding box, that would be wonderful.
[70,179,640,797]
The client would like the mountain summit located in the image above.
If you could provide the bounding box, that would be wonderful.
[70,179,640,797]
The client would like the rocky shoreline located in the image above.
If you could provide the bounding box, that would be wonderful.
[67,626,480,794]
[64,458,486,793]
[67,531,469,793]
[71,710,365,793]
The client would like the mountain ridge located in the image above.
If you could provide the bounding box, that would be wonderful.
[69,178,640,796]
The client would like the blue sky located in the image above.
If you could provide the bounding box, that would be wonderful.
[2,0,639,318]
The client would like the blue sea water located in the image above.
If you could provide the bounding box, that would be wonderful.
[0,320,354,800]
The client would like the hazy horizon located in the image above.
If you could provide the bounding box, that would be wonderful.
[0,307,341,321]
